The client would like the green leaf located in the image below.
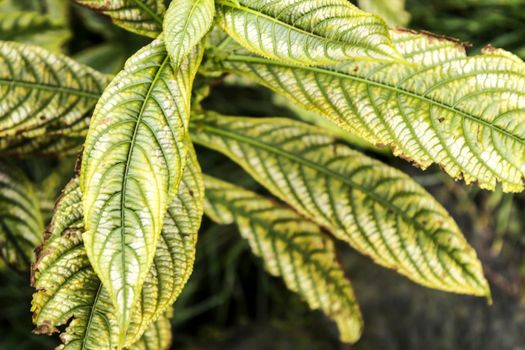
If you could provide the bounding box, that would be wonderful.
[80,37,202,341]
[128,311,172,350]
[0,41,111,139]
[358,0,410,27]
[0,41,109,157]
[32,178,117,349]
[0,11,70,52]
[210,30,525,192]
[215,0,402,66]
[455,0,525,4]
[192,113,490,297]
[32,147,203,348]
[0,135,85,158]
[74,0,165,38]
[0,161,44,270]
[204,175,363,344]
[164,0,215,68]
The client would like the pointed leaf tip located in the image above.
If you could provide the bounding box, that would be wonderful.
[80,38,203,337]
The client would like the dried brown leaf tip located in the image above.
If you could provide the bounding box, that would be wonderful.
[33,321,58,335]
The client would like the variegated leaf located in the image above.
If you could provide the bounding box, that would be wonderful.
[216,0,402,65]
[210,30,525,192]
[0,161,44,270]
[192,113,490,297]
[80,37,202,339]
[204,175,363,344]
[32,147,203,348]
[74,0,165,38]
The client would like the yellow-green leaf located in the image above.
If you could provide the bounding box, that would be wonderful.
[215,0,401,65]
[0,135,85,158]
[32,148,203,349]
[74,0,165,38]
[204,175,363,344]
[80,37,202,341]
[164,0,215,68]
[210,30,525,192]
[192,113,490,297]
[128,311,172,350]
[0,161,44,270]
[0,41,110,139]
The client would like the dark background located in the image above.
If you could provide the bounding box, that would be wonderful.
[1,0,525,349]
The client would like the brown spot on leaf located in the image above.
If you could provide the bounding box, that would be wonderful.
[33,321,58,335]
[481,44,498,54]
[100,116,113,126]
[393,27,471,53]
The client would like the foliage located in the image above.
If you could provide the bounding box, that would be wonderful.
[0,0,524,348]
[0,161,43,270]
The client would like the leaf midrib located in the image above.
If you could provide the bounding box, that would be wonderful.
[218,1,331,42]
[220,53,525,146]
[0,78,101,99]
[80,282,104,350]
[197,123,429,234]
[217,0,388,55]
[118,53,170,326]
[0,220,31,268]
[196,122,486,291]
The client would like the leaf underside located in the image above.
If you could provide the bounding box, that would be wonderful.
[32,147,203,349]
[80,36,202,338]
[192,113,490,297]
[211,29,525,192]
[204,175,363,344]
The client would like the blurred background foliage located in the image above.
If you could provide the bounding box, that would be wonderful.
[1,0,525,349]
